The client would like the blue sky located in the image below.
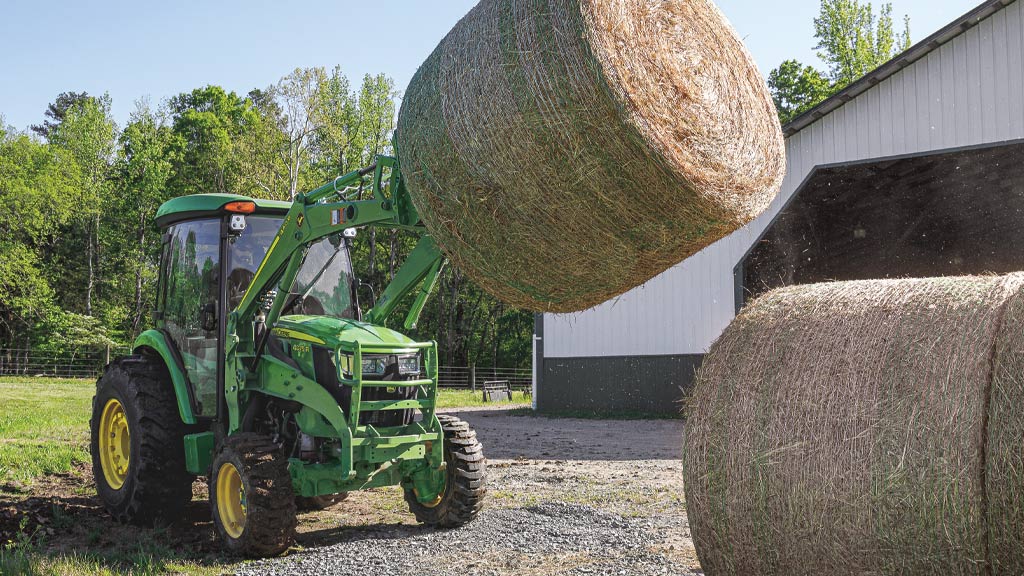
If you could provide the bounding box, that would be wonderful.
[0,0,981,131]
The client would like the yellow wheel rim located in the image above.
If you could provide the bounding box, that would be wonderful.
[98,398,131,490]
[217,462,247,539]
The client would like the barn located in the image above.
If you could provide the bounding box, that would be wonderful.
[534,0,1024,414]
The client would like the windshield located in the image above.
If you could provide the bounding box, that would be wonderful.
[227,216,284,310]
[289,235,358,319]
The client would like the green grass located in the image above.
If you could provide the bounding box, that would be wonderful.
[1,527,224,576]
[435,387,529,409]
[0,378,94,487]
[0,378,521,487]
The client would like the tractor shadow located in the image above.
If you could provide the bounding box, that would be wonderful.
[1,469,231,573]
[295,521,432,548]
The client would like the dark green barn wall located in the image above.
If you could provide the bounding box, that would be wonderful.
[537,354,703,415]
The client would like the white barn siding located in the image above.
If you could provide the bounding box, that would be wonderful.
[543,0,1024,359]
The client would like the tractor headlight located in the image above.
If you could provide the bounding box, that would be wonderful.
[342,353,421,378]
[361,355,390,376]
[397,354,420,375]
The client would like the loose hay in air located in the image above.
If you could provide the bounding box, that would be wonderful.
[396,0,785,312]
[683,274,1024,575]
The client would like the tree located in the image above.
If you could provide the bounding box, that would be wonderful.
[241,68,397,200]
[0,70,534,369]
[768,60,834,124]
[270,68,327,198]
[0,134,80,350]
[237,88,291,199]
[31,91,92,140]
[308,68,358,180]
[49,95,117,317]
[167,86,259,196]
[814,0,911,87]
[111,101,176,337]
[768,1,911,123]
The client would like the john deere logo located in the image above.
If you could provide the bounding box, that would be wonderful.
[296,214,305,228]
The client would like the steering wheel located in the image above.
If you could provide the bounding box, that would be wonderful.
[300,296,325,315]
[227,268,256,310]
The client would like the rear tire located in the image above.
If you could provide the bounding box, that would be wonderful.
[90,354,192,526]
[405,415,486,527]
[210,433,297,557]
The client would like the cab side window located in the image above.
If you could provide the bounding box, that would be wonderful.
[162,219,220,416]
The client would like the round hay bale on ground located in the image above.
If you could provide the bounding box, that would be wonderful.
[988,290,1024,575]
[683,274,1024,575]
[396,0,784,312]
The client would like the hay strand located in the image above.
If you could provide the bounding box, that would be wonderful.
[397,0,785,312]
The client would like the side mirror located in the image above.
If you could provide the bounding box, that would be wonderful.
[200,302,218,332]
[358,281,377,308]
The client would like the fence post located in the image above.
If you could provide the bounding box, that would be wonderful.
[105,345,111,366]
[470,364,476,392]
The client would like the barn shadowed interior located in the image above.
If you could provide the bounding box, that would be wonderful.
[740,141,1024,303]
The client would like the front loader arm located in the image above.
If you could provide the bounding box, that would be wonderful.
[221,156,447,434]
[233,156,431,328]
[364,236,445,330]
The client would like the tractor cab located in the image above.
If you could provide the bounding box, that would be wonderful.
[153,193,406,419]
[153,194,354,416]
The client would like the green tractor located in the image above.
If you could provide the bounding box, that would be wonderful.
[90,156,486,556]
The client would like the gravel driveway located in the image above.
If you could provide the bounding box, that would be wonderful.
[238,408,697,576]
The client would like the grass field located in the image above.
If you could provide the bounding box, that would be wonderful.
[0,376,526,488]
[0,378,95,488]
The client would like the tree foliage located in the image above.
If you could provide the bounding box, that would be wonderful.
[0,132,79,349]
[0,68,532,368]
[768,60,833,125]
[768,0,911,124]
[814,0,911,88]
[29,91,92,140]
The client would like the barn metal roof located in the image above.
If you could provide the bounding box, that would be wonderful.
[783,0,1017,137]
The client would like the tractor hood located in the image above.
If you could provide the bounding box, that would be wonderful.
[272,315,417,350]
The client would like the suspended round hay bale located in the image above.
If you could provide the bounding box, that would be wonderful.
[682,274,1024,575]
[396,0,785,312]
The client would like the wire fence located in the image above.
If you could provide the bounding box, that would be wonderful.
[436,365,533,390]
[0,347,532,390]
[0,347,131,379]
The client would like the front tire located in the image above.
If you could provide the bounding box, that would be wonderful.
[210,433,297,557]
[405,415,487,527]
[90,354,192,526]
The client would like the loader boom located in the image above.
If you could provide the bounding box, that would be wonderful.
[219,155,446,434]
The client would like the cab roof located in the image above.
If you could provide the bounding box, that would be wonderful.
[156,194,292,228]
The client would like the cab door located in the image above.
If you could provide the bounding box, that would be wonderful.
[159,218,222,417]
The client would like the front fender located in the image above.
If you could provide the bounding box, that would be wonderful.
[133,329,197,425]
